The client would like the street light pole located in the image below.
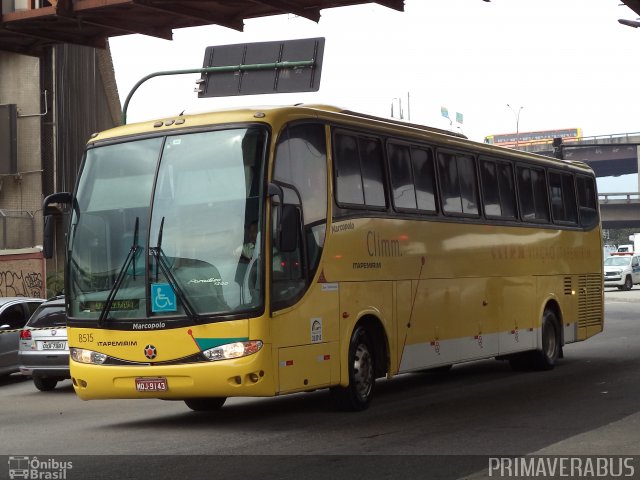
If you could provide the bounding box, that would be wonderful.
[506,104,524,148]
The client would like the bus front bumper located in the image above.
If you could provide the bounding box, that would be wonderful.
[70,348,275,400]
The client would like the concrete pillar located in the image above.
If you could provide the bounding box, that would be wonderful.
[637,145,640,195]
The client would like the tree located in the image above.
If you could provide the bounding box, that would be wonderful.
[603,228,637,248]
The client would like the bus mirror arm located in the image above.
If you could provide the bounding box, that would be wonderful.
[43,192,72,213]
[43,215,55,259]
[42,192,72,259]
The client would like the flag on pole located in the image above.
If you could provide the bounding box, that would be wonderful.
[440,107,449,119]
[456,112,464,124]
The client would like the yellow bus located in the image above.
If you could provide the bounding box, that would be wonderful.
[44,104,603,411]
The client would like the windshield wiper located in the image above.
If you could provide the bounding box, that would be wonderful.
[149,217,200,323]
[98,217,140,326]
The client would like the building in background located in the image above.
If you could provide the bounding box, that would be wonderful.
[0,40,121,296]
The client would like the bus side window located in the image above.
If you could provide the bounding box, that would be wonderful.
[334,131,386,211]
[576,175,598,228]
[549,171,578,224]
[388,143,417,210]
[412,147,437,213]
[480,158,516,219]
[437,151,479,216]
[517,165,549,222]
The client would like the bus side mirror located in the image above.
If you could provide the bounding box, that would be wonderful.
[278,205,300,253]
[267,183,300,252]
[42,191,72,259]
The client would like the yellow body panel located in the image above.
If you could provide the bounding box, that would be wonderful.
[72,348,275,399]
[71,320,249,364]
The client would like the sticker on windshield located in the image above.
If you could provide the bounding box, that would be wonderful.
[151,283,177,313]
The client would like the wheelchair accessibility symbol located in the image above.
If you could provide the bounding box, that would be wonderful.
[151,283,177,312]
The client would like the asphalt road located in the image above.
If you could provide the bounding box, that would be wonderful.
[1,289,639,479]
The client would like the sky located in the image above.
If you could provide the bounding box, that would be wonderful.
[108,0,640,190]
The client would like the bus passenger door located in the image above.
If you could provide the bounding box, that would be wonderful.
[268,122,337,394]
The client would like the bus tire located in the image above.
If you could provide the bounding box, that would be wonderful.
[33,376,58,391]
[184,397,226,411]
[330,326,375,411]
[509,309,561,371]
[533,309,561,370]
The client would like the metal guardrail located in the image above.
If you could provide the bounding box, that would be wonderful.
[571,133,640,145]
[599,192,640,203]
[506,132,640,152]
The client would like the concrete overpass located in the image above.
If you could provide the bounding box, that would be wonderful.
[522,132,640,185]
[598,193,640,229]
[517,133,640,229]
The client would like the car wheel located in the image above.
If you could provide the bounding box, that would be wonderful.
[33,377,58,391]
[624,276,633,291]
[330,326,375,411]
[184,397,226,411]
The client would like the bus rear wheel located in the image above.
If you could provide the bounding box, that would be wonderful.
[509,309,561,371]
[534,310,561,370]
[330,326,375,411]
[184,397,226,411]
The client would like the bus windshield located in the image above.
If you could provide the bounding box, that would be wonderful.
[68,126,267,321]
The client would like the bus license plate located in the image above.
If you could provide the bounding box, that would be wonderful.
[135,377,168,392]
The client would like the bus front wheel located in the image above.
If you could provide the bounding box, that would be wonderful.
[330,326,375,411]
[184,397,227,412]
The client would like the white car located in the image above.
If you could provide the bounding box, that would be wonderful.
[604,254,640,290]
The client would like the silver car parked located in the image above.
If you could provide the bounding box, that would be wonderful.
[0,297,45,376]
[18,296,69,391]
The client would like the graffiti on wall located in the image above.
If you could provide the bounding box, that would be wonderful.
[0,256,45,298]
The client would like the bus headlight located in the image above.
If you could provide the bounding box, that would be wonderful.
[70,347,107,365]
[202,340,263,361]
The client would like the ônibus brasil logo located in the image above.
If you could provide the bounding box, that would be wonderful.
[8,456,73,479]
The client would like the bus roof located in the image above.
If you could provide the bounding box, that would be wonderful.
[88,104,594,174]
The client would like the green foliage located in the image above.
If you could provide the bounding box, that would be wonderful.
[603,228,638,248]
[46,272,64,298]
